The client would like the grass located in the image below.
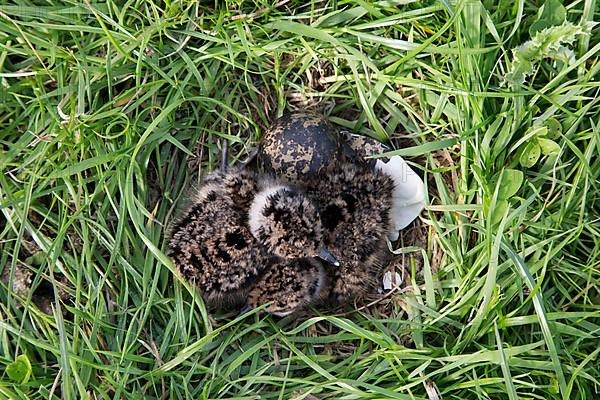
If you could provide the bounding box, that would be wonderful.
[0,0,598,398]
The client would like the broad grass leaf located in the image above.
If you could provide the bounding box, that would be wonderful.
[6,355,32,384]
[491,199,509,226]
[544,117,562,139]
[538,138,561,156]
[520,141,541,168]
[315,7,367,28]
[529,0,566,35]
[495,169,524,199]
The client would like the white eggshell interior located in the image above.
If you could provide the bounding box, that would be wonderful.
[375,156,425,240]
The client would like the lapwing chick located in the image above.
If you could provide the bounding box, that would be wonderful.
[168,170,338,309]
[246,257,328,316]
[307,163,397,303]
[248,185,339,265]
[167,169,264,308]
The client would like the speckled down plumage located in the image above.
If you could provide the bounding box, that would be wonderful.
[167,170,265,307]
[247,257,328,316]
[168,168,335,312]
[257,113,425,242]
[248,186,327,260]
[306,163,396,303]
[248,112,426,307]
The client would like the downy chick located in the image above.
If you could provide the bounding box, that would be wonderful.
[168,170,337,309]
[167,169,261,308]
[248,185,339,265]
[307,163,396,303]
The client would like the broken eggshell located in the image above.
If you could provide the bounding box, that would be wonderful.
[373,152,426,241]
[382,270,403,291]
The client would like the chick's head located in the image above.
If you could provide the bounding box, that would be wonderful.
[249,186,328,260]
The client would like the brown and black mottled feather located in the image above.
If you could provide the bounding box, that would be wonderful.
[167,170,265,308]
[307,163,396,303]
[248,187,327,260]
[247,257,328,316]
[168,169,335,310]
[201,170,258,209]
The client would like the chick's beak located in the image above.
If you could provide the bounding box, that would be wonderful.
[318,247,340,267]
[238,304,253,316]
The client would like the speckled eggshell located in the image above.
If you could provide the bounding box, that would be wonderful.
[257,113,352,184]
[342,132,390,162]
